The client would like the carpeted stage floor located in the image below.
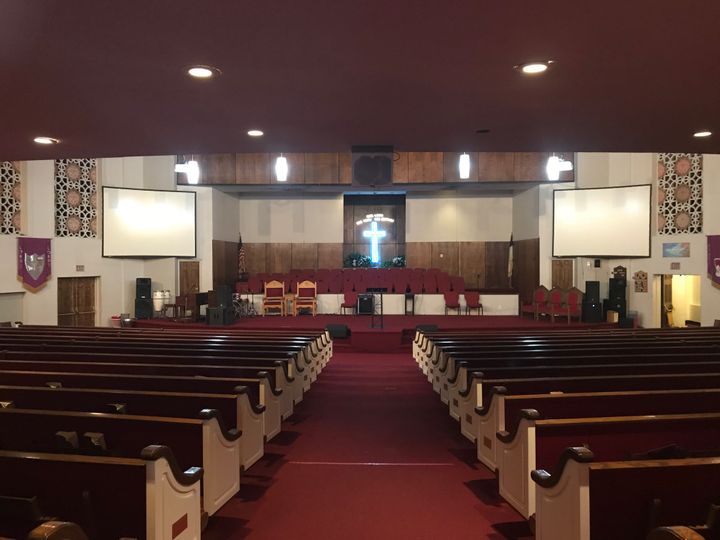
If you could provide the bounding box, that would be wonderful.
[202,351,533,540]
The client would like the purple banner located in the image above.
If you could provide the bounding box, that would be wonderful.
[709,235,720,286]
[17,237,52,291]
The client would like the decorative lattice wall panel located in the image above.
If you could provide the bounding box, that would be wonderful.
[54,159,98,237]
[657,153,702,235]
[0,161,22,234]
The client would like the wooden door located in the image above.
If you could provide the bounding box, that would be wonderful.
[180,261,200,295]
[57,277,96,327]
[552,259,574,289]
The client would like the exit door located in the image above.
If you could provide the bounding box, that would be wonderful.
[58,277,97,326]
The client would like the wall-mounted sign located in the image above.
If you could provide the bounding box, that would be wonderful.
[633,271,648,293]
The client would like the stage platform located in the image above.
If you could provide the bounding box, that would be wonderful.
[135,314,615,353]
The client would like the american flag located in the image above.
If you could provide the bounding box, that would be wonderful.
[238,234,247,277]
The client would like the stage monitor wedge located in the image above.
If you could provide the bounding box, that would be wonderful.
[552,184,651,258]
[102,187,196,258]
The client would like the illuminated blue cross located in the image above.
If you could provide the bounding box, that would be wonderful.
[363,221,386,264]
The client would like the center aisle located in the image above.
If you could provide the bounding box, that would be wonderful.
[204,352,532,540]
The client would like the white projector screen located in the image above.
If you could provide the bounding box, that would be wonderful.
[553,185,651,258]
[102,187,196,257]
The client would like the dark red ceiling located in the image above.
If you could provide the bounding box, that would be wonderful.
[2,0,719,161]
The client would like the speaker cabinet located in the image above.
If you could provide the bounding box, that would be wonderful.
[582,302,602,323]
[357,294,374,315]
[609,278,627,301]
[136,278,151,299]
[584,281,600,304]
[135,298,153,320]
[207,307,234,326]
[603,298,627,320]
[351,145,393,186]
[215,284,233,308]
[326,324,350,339]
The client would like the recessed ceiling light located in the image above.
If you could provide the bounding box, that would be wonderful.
[694,130,712,138]
[247,130,264,137]
[33,136,59,144]
[187,65,220,79]
[516,61,552,74]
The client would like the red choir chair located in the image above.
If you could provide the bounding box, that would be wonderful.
[423,274,438,293]
[450,276,465,293]
[327,277,343,294]
[444,291,461,315]
[546,286,565,322]
[262,280,286,316]
[436,273,452,293]
[247,276,263,294]
[341,290,358,315]
[294,280,317,316]
[393,277,408,294]
[464,291,483,315]
[561,287,584,323]
[521,285,549,320]
[409,278,424,294]
[235,282,249,294]
[316,280,330,294]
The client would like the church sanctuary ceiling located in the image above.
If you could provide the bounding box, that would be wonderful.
[1,1,719,161]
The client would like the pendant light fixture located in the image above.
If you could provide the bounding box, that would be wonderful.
[275,154,289,182]
[459,153,471,179]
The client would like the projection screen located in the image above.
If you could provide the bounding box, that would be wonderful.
[553,185,651,258]
[102,187,196,257]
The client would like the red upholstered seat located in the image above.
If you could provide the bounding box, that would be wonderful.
[235,282,249,294]
[546,287,565,322]
[341,291,358,315]
[294,280,317,316]
[247,276,263,294]
[262,280,285,316]
[450,276,465,293]
[423,274,438,293]
[444,291,461,315]
[436,274,451,293]
[464,291,483,315]
[561,287,584,323]
[521,285,549,320]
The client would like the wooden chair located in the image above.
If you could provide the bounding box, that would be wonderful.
[444,292,461,315]
[464,291,483,315]
[294,280,317,316]
[521,285,549,320]
[262,280,285,316]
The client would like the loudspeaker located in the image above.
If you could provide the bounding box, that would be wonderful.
[609,278,627,301]
[207,307,234,326]
[215,284,233,308]
[351,145,393,186]
[358,294,374,315]
[619,317,635,328]
[585,281,600,303]
[326,324,350,339]
[135,298,153,320]
[603,298,627,320]
[581,302,602,323]
[136,278,151,299]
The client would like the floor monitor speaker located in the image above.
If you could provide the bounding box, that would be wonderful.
[135,298,153,320]
[326,324,350,339]
[416,325,438,333]
[584,281,600,303]
[136,277,151,299]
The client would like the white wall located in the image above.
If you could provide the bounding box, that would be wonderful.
[237,195,343,243]
[212,189,241,243]
[405,193,512,242]
[512,187,539,241]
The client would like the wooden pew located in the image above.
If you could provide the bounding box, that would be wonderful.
[496,411,720,519]
[0,445,202,539]
[0,384,264,471]
[532,450,720,540]
[0,407,240,517]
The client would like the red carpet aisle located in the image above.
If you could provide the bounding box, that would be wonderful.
[203,352,532,540]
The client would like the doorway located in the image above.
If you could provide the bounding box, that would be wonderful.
[179,260,200,295]
[57,277,97,326]
[659,274,701,328]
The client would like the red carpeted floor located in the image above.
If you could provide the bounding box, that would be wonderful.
[203,351,532,540]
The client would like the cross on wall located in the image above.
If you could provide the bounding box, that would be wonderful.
[362,221,386,264]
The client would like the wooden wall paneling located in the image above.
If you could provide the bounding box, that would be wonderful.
[291,243,318,269]
[244,243,268,275]
[235,153,271,184]
[318,243,343,268]
[304,153,338,184]
[459,241,486,289]
[552,258,574,289]
[224,241,239,284]
[338,153,353,184]
[408,152,443,183]
[395,206,406,244]
[379,243,399,264]
[268,243,292,274]
[343,206,355,244]
[197,154,236,184]
[392,152,409,183]
[270,153,305,184]
[211,240,225,288]
[477,152,515,182]
[513,238,540,303]
[443,152,479,182]
[179,261,200,295]
[484,241,510,288]
[406,242,432,269]
[431,242,459,275]
[513,152,551,181]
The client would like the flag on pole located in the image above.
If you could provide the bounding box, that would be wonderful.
[507,233,514,287]
[238,234,247,278]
